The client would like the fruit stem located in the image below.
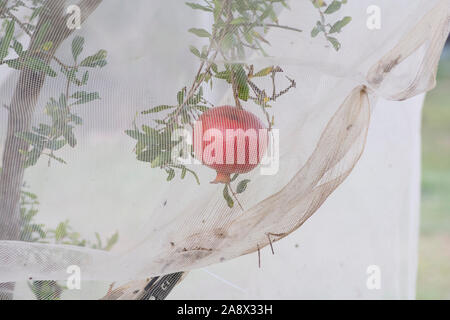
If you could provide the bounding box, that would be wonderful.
[211,171,231,184]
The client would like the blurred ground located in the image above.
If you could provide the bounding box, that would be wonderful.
[418,49,450,299]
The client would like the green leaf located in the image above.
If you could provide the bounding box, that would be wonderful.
[200,45,208,59]
[125,129,142,140]
[12,40,23,56]
[259,6,273,21]
[230,17,248,25]
[141,125,159,136]
[104,231,119,251]
[30,6,43,22]
[23,147,43,168]
[32,224,46,239]
[187,168,200,185]
[139,124,159,140]
[233,65,247,84]
[81,71,89,85]
[0,20,15,61]
[243,29,254,45]
[71,91,100,105]
[154,119,166,125]
[238,83,249,101]
[34,124,52,136]
[16,132,46,146]
[54,221,68,241]
[61,67,77,83]
[95,232,103,248]
[192,105,209,112]
[185,2,213,12]
[5,58,22,70]
[213,0,223,22]
[58,93,67,109]
[236,179,250,194]
[177,89,185,106]
[136,149,159,162]
[151,155,161,168]
[63,129,77,148]
[79,50,107,68]
[189,45,201,58]
[223,185,234,208]
[253,66,273,77]
[71,36,84,62]
[180,109,190,124]
[188,88,202,105]
[327,36,341,51]
[329,16,352,33]
[233,65,249,101]
[188,28,211,38]
[324,1,342,14]
[141,105,174,114]
[214,70,231,82]
[21,191,38,200]
[166,168,175,181]
[69,113,83,125]
[24,57,57,77]
[311,26,320,37]
[47,139,66,151]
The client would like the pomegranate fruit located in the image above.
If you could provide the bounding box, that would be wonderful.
[193,105,268,184]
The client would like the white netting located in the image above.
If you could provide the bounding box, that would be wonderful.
[0,0,448,299]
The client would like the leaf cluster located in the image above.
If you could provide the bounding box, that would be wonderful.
[310,0,351,51]
[18,186,119,299]
[15,36,107,167]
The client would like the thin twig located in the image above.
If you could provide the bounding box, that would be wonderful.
[171,3,229,121]
[266,233,275,255]
[227,183,244,211]
[107,282,115,295]
[270,76,296,101]
[6,12,32,37]
[52,55,74,70]
[247,79,266,102]
[257,23,303,33]
[271,71,276,99]
[257,243,261,268]
[250,76,296,103]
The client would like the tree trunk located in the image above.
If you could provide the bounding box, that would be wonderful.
[0,0,103,300]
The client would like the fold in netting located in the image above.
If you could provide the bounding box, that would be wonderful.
[0,0,449,284]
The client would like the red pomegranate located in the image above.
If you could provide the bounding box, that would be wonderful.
[193,105,268,184]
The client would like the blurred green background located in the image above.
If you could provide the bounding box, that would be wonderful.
[418,45,450,299]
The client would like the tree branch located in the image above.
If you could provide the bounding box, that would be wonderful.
[0,0,103,300]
